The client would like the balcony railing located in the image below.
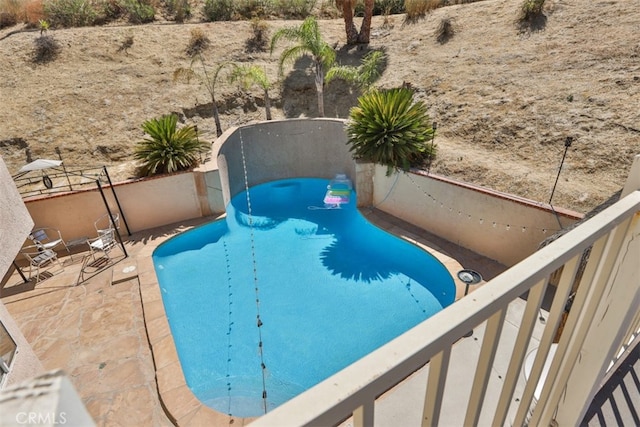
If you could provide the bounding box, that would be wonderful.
[251,189,640,426]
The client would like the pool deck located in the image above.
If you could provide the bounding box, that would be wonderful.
[1,209,507,426]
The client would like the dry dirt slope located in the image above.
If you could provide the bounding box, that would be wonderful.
[0,0,638,213]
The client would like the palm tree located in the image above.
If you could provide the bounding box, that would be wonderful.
[270,16,336,117]
[346,87,435,175]
[335,0,374,45]
[173,54,229,137]
[134,114,210,176]
[229,64,273,120]
[326,50,386,92]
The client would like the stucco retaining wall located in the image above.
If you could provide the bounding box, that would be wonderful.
[24,171,220,243]
[372,165,583,266]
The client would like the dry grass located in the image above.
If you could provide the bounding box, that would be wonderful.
[0,0,638,214]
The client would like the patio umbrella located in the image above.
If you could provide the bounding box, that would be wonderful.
[17,159,63,174]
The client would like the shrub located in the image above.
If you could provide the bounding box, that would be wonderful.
[234,0,272,19]
[117,34,133,53]
[355,0,404,17]
[186,27,210,57]
[0,11,17,28]
[317,0,339,18]
[44,0,97,27]
[134,114,209,176]
[202,0,233,21]
[24,0,46,25]
[0,0,20,28]
[346,87,435,175]
[123,0,155,23]
[163,0,189,22]
[32,33,61,63]
[435,16,455,43]
[275,0,315,19]
[97,0,125,22]
[404,0,429,23]
[519,0,545,22]
[245,17,268,52]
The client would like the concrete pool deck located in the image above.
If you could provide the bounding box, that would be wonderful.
[1,209,506,426]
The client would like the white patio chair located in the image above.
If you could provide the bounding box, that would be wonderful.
[21,245,64,283]
[94,213,120,234]
[29,227,71,257]
[87,227,118,261]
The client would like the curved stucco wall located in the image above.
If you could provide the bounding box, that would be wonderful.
[215,119,356,206]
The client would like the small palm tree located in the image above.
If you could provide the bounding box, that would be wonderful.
[134,114,209,176]
[174,55,229,137]
[326,50,386,92]
[346,87,435,175]
[229,64,273,120]
[270,16,336,117]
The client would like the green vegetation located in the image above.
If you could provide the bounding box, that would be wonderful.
[134,115,209,176]
[174,56,230,136]
[32,20,61,63]
[326,49,386,92]
[44,0,97,27]
[202,0,233,21]
[270,16,336,117]
[123,0,155,24]
[519,0,545,23]
[346,87,435,175]
[246,17,269,52]
[202,0,314,20]
[185,27,210,57]
[0,0,486,30]
[162,0,190,22]
[229,64,273,120]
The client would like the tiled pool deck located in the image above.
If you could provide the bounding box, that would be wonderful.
[1,209,506,426]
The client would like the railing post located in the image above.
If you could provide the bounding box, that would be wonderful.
[353,400,374,427]
[553,212,640,424]
[621,154,640,197]
[464,309,507,426]
[531,217,633,426]
[422,348,450,427]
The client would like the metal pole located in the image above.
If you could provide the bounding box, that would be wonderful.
[96,179,128,258]
[55,147,73,191]
[12,261,29,283]
[195,125,203,163]
[427,121,437,174]
[102,166,131,236]
[549,136,573,205]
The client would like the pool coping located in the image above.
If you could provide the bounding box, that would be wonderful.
[136,211,478,425]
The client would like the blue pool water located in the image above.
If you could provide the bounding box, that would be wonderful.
[153,178,455,417]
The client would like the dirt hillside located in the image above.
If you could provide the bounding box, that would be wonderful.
[1,0,638,213]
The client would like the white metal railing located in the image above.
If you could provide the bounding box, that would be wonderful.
[251,190,640,427]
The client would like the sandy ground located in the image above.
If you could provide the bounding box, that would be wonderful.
[1,0,639,213]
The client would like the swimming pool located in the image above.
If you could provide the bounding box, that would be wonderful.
[153,177,455,417]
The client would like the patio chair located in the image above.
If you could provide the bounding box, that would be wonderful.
[87,227,118,262]
[29,227,71,257]
[21,245,64,283]
[94,213,120,234]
